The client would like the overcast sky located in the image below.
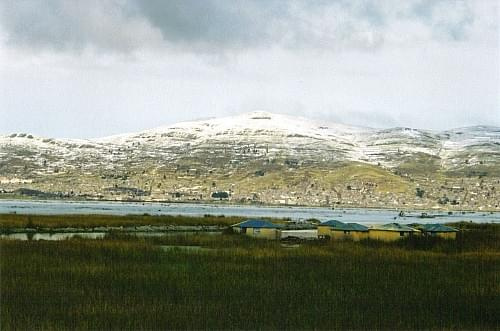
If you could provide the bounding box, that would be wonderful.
[0,0,499,138]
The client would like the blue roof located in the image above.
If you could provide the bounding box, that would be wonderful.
[319,220,368,232]
[232,219,281,229]
[346,223,369,232]
[420,224,458,232]
[320,220,345,227]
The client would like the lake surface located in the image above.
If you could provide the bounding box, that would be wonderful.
[0,232,107,241]
[0,231,223,241]
[281,230,318,239]
[1,199,499,224]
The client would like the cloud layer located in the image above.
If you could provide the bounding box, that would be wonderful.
[0,0,498,138]
[0,0,484,53]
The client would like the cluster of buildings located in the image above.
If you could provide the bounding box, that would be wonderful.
[231,219,459,241]
[2,157,499,211]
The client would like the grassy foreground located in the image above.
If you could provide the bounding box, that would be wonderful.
[1,225,500,330]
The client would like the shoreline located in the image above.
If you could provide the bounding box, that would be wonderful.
[0,196,498,213]
[0,212,498,236]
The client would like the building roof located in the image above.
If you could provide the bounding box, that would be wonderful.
[232,219,281,229]
[319,220,368,232]
[320,220,345,227]
[420,224,459,232]
[346,223,369,232]
[372,223,419,232]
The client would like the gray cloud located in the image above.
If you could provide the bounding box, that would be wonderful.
[0,0,161,52]
[0,0,477,53]
[411,0,474,41]
[132,0,288,51]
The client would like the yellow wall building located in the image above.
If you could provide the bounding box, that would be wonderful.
[418,224,458,239]
[368,223,420,241]
[232,219,281,240]
[317,220,369,241]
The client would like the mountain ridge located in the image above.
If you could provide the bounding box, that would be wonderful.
[1,111,499,210]
[2,111,499,168]
[4,111,499,141]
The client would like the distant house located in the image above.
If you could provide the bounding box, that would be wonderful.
[231,219,281,240]
[418,224,459,239]
[317,220,369,241]
[369,223,420,241]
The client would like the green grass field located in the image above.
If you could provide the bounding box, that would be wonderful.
[1,221,499,330]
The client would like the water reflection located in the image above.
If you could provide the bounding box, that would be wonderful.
[0,232,106,241]
[0,231,222,241]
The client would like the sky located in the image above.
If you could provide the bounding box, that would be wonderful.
[0,0,499,139]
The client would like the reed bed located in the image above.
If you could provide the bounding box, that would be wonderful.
[0,213,248,229]
[1,224,499,330]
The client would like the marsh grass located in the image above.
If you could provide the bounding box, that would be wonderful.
[0,213,249,229]
[105,230,281,249]
[359,232,500,253]
[2,224,499,330]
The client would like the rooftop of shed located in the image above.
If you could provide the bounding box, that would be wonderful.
[319,220,368,232]
[419,224,459,232]
[232,219,281,229]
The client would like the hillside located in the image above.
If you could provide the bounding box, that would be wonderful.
[1,111,499,210]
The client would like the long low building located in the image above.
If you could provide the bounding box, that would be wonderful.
[416,224,459,239]
[231,219,282,240]
[317,220,369,241]
[368,223,420,241]
[318,221,432,242]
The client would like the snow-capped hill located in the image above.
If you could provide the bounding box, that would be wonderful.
[92,111,374,162]
[147,111,368,135]
[1,111,499,174]
[2,112,498,209]
[99,111,369,145]
[441,126,500,146]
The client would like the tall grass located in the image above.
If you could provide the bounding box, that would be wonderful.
[0,213,248,229]
[2,226,499,330]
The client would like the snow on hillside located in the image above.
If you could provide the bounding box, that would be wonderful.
[1,112,499,169]
[96,111,369,145]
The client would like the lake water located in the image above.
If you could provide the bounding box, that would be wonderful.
[281,230,318,239]
[0,232,107,241]
[0,231,223,241]
[1,199,499,224]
